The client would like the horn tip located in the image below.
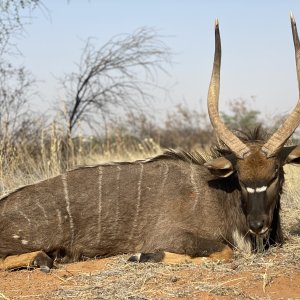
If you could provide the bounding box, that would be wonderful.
[215,18,219,28]
[290,11,295,24]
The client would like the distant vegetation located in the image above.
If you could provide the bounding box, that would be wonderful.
[0,1,298,193]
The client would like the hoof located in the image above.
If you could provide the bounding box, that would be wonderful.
[128,252,164,263]
[39,265,51,273]
[33,251,53,270]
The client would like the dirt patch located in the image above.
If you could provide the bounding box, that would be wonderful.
[0,258,111,299]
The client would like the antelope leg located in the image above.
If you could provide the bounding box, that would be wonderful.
[129,244,233,264]
[0,251,53,271]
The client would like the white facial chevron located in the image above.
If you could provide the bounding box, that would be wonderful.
[246,186,267,194]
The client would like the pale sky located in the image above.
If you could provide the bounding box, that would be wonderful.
[12,0,300,120]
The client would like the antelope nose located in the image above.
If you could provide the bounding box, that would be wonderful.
[249,220,264,233]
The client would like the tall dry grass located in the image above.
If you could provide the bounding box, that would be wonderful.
[0,123,162,195]
[283,164,300,207]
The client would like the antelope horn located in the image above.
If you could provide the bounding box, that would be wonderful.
[261,12,300,157]
[208,19,250,159]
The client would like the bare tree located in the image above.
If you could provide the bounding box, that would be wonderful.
[59,27,172,135]
[0,62,41,146]
[0,0,42,56]
[0,1,44,153]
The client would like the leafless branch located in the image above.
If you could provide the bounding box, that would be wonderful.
[0,0,44,56]
[0,61,38,143]
[59,27,172,135]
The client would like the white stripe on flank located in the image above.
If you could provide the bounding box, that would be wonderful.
[62,174,75,246]
[160,162,169,194]
[56,209,63,236]
[191,164,200,210]
[97,166,103,243]
[153,162,169,233]
[114,165,121,234]
[36,201,49,225]
[19,211,31,225]
[130,163,144,239]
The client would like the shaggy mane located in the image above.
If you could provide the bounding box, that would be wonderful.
[148,149,209,165]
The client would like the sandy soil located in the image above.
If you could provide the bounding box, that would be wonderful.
[0,246,299,300]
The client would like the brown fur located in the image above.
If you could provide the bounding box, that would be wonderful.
[0,129,297,268]
[237,144,278,183]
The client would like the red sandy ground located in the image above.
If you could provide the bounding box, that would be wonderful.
[0,255,299,300]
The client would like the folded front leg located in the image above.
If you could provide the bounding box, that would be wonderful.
[0,251,53,272]
[129,242,233,264]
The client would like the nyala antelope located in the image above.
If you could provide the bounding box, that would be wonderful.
[1,15,300,271]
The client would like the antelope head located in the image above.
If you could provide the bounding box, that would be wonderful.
[205,14,300,237]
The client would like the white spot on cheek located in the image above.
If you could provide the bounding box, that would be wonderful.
[246,187,255,193]
[256,186,267,193]
[21,240,28,245]
[246,186,267,193]
[12,234,20,239]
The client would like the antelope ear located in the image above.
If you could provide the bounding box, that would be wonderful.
[286,145,300,165]
[204,157,234,178]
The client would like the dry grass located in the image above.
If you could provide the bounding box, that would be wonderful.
[0,135,300,299]
[0,128,162,194]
